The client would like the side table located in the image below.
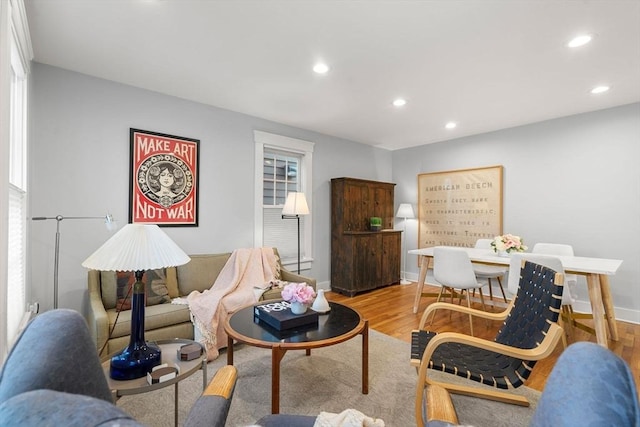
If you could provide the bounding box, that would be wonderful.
[102,338,207,427]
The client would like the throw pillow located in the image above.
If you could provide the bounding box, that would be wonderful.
[116,269,170,311]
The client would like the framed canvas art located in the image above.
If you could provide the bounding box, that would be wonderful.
[129,128,199,226]
[418,165,502,249]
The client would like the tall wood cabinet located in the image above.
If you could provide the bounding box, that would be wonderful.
[331,177,402,296]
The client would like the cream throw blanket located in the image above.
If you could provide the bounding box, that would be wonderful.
[314,409,385,427]
[187,247,279,361]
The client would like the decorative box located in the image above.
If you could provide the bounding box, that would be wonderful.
[146,363,179,385]
[178,343,202,361]
[254,300,319,331]
[253,316,318,340]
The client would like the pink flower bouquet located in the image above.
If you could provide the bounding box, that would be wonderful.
[491,234,528,253]
[281,282,316,305]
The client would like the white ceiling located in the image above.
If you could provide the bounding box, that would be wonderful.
[24,0,640,151]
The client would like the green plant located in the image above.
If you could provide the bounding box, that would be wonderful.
[369,217,382,231]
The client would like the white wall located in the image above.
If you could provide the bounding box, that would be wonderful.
[392,102,640,323]
[28,63,392,316]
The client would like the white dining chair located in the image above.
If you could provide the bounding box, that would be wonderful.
[531,243,578,304]
[507,252,571,347]
[472,238,508,303]
[531,243,580,341]
[431,246,488,336]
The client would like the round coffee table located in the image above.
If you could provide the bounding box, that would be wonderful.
[224,300,368,414]
[102,338,207,426]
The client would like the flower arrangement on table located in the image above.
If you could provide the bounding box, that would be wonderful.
[281,282,316,314]
[491,234,528,254]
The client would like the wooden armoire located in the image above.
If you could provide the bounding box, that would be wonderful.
[330,177,402,296]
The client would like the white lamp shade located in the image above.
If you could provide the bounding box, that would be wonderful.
[396,203,415,219]
[82,224,190,271]
[282,192,310,216]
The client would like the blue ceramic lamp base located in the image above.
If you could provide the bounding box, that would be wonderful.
[110,271,162,380]
[110,341,162,380]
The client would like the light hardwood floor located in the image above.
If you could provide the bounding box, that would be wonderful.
[325,282,640,392]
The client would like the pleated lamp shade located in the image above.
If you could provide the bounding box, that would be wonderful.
[82,223,190,381]
[82,223,190,271]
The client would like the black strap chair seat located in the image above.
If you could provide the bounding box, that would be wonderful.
[412,330,533,389]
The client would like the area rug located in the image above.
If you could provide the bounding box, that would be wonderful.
[116,330,540,426]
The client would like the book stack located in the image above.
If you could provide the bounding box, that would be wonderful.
[254,300,319,330]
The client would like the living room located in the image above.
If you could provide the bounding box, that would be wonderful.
[1,1,639,425]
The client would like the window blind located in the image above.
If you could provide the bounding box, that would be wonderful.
[6,185,26,345]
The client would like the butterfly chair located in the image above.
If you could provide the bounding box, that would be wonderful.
[472,238,508,303]
[411,259,565,420]
[430,247,489,337]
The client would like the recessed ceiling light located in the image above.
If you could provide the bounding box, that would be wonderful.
[445,122,457,129]
[313,63,329,74]
[392,98,407,107]
[568,34,592,48]
[591,85,610,94]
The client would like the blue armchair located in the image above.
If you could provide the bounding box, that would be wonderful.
[0,309,237,427]
[255,342,639,427]
[421,341,640,427]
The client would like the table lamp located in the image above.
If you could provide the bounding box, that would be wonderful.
[82,223,190,380]
[281,192,310,274]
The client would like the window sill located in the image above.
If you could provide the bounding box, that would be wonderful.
[280,258,313,275]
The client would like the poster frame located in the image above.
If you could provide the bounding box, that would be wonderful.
[129,128,200,227]
[417,165,503,249]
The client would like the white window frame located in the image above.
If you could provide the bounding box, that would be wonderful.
[1,0,32,360]
[254,131,314,272]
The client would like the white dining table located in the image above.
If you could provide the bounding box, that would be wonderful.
[408,247,624,348]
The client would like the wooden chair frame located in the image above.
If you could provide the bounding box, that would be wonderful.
[413,263,565,426]
[423,384,459,427]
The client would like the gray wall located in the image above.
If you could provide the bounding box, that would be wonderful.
[392,102,640,322]
[29,62,639,324]
[29,63,392,316]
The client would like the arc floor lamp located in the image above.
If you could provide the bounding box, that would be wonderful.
[32,214,116,309]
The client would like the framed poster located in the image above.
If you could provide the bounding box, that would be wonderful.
[418,165,502,249]
[129,128,199,226]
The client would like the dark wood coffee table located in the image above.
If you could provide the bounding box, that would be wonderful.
[223,300,368,414]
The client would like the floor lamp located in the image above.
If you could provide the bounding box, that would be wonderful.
[281,192,309,274]
[32,214,116,309]
[396,203,415,285]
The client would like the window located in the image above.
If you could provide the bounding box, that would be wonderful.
[254,131,314,272]
[2,0,32,358]
[7,41,28,346]
[262,151,300,206]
